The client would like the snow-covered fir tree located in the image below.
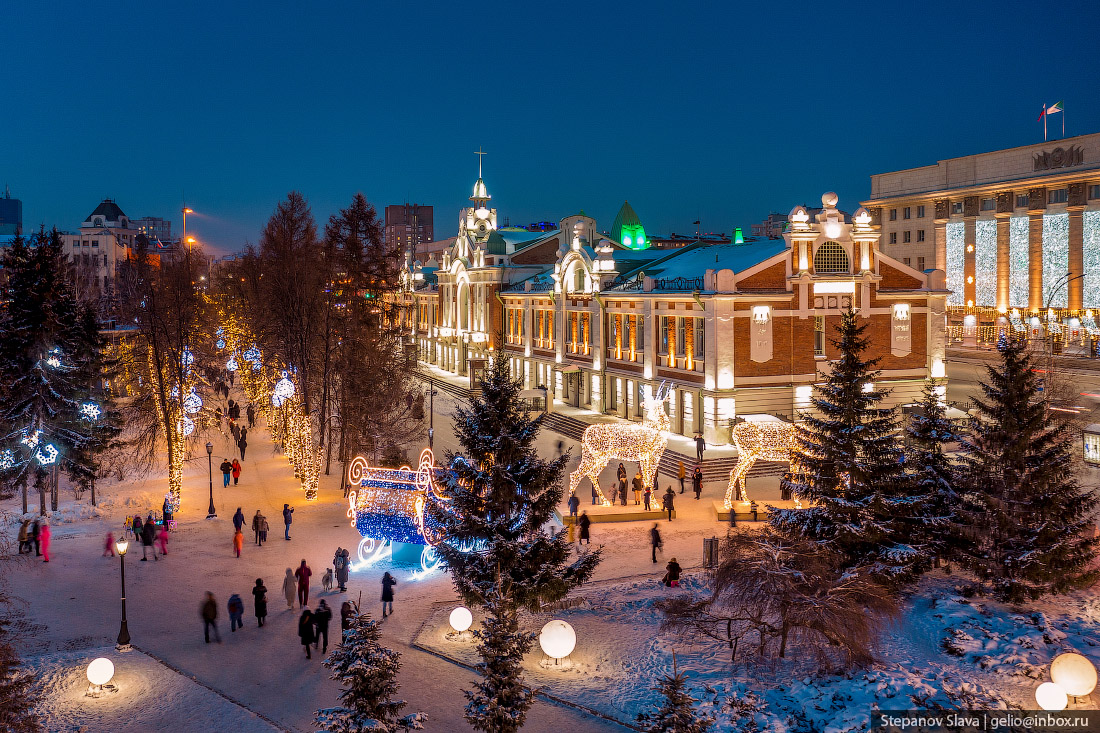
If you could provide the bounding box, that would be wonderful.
[0,618,39,733]
[905,378,963,564]
[427,351,600,611]
[636,656,713,733]
[315,612,424,733]
[954,334,1099,602]
[771,308,930,583]
[0,230,111,514]
[464,580,535,733]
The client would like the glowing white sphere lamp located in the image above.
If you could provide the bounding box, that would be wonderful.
[87,657,115,687]
[1051,652,1098,697]
[824,221,843,239]
[1035,682,1068,711]
[449,607,473,633]
[539,620,576,661]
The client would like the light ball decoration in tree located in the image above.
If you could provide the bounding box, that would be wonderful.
[86,658,115,687]
[539,620,577,660]
[182,348,195,368]
[1050,652,1097,697]
[226,356,238,372]
[216,338,226,350]
[243,345,262,370]
[449,606,473,633]
[1035,682,1069,711]
[183,388,203,414]
[725,420,797,508]
[178,416,195,437]
[272,371,295,408]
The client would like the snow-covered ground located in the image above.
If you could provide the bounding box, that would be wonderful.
[5,383,1099,732]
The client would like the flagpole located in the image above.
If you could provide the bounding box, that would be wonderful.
[1044,110,1047,142]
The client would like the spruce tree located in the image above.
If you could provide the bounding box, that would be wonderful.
[771,308,929,582]
[0,619,40,733]
[464,580,536,733]
[954,335,1098,602]
[427,351,600,611]
[906,378,963,563]
[636,656,713,733]
[315,612,424,733]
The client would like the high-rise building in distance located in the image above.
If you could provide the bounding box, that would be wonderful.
[385,204,434,253]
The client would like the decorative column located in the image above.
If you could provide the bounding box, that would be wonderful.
[1028,187,1046,310]
[933,198,950,272]
[995,213,1011,312]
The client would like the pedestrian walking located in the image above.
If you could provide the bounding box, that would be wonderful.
[252,578,268,627]
[567,493,580,517]
[140,517,156,561]
[39,520,51,562]
[617,463,627,503]
[232,507,245,532]
[252,510,262,544]
[750,500,759,522]
[662,487,675,521]
[157,524,169,556]
[202,592,221,643]
[578,511,591,545]
[31,519,41,557]
[692,465,703,500]
[260,515,270,545]
[295,560,312,608]
[229,399,240,421]
[678,460,686,494]
[231,458,241,485]
[283,503,294,540]
[649,523,662,563]
[338,548,350,591]
[591,483,599,505]
[132,514,143,541]
[632,470,643,505]
[299,609,315,659]
[381,571,397,618]
[228,593,245,632]
[233,528,244,558]
[238,433,247,461]
[664,557,682,588]
[246,402,256,429]
[102,530,114,557]
[333,548,347,592]
[282,568,296,610]
[313,599,332,654]
[695,433,706,461]
[220,459,233,487]
[162,497,173,529]
[17,520,31,555]
[230,420,240,444]
[643,485,652,510]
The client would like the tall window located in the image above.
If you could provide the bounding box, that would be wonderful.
[695,318,705,363]
[917,205,926,218]
[814,316,825,356]
[676,318,686,356]
[636,315,644,352]
[813,241,850,273]
[659,316,670,354]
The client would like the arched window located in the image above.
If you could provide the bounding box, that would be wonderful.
[813,241,850,274]
[574,266,585,293]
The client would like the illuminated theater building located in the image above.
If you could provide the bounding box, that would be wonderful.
[400,171,947,446]
[863,132,1100,346]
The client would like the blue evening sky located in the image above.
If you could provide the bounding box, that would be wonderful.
[4,0,1098,254]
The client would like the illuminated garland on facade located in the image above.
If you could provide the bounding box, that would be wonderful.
[568,383,671,504]
[1009,216,1029,308]
[974,219,997,308]
[945,222,964,307]
[1085,212,1100,310]
[1043,213,1069,308]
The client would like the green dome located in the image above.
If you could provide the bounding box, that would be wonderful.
[611,201,647,250]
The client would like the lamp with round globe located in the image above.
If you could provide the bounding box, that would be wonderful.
[447,606,473,641]
[538,620,576,668]
[85,657,118,697]
[1035,681,1069,711]
[1050,652,1097,699]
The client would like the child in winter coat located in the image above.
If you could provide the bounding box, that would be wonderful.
[157,524,169,556]
[103,530,115,557]
[260,516,269,544]
[233,528,244,558]
[664,557,682,588]
[39,520,51,562]
[228,593,245,632]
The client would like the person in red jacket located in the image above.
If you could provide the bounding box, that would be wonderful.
[231,459,242,486]
[294,560,312,608]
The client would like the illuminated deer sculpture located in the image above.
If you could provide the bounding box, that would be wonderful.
[569,382,672,506]
[723,420,798,509]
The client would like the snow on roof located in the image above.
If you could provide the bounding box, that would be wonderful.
[499,228,558,247]
[628,240,787,282]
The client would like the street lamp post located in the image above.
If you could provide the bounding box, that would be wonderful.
[206,441,216,519]
[182,207,193,252]
[428,380,438,450]
[115,539,131,651]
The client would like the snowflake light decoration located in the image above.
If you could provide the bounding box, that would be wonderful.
[724,420,797,508]
[183,387,203,414]
[0,449,16,471]
[568,382,672,505]
[178,416,195,437]
[226,356,239,372]
[182,348,195,367]
[45,355,61,368]
[35,443,59,465]
[272,371,295,408]
[80,401,101,421]
[21,429,42,450]
[216,338,226,350]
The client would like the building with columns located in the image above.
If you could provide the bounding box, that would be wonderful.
[864,132,1100,315]
[401,180,947,446]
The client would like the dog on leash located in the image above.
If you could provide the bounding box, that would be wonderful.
[321,568,334,592]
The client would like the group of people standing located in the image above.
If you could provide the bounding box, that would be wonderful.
[16,518,50,561]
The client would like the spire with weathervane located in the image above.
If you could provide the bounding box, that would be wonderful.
[461,148,498,244]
